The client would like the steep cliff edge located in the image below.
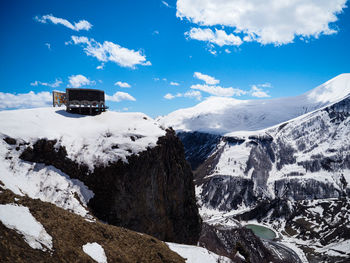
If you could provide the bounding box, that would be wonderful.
[19,129,201,244]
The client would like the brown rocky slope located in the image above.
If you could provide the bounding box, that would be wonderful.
[0,188,185,263]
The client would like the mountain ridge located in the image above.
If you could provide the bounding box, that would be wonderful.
[159,74,350,135]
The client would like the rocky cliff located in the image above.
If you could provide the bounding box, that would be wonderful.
[18,128,201,245]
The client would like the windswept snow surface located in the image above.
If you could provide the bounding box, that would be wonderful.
[82,242,108,263]
[0,107,166,170]
[159,74,350,134]
[167,242,232,263]
[0,204,53,251]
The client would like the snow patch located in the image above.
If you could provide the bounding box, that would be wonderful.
[167,242,232,263]
[0,204,52,251]
[82,242,108,263]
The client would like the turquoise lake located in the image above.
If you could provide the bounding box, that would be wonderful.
[245,224,276,240]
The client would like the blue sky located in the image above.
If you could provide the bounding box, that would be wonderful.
[1,0,350,117]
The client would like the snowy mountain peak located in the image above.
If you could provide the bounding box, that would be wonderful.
[158,74,350,134]
[306,73,350,103]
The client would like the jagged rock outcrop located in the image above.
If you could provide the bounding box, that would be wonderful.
[20,129,201,245]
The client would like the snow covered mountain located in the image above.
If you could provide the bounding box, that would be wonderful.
[192,92,350,205]
[159,74,350,134]
[162,74,350,262]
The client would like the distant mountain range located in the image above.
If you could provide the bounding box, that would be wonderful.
[161,74,350,262]
[158,74,350,134]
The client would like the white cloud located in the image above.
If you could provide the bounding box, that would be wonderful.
[162,1,171,8]
[193,72,219,85]
[106,92,136,102]
[96,63,105,70]
[68,74,95,88]
[170,81,180,86]
[164,91,201,100]
[153,30,160,35]
[164,93,176,100]
[0,91,52,109]
[177,0,347,45]
[35,14,92,31]
[231,88,247,96]
[186,28,242,46]
[250,85,270,98]
[208,48,217,55]
[259,82,272,88]
[153,77,160,81]
[114,81,131,88]
[191,84,246,97]
[68,36,151,69]
[224,49,231,54]
[184,90,202,100]
[30,79,62,88]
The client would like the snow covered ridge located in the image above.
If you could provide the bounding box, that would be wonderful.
[158,73,350,134]
[0,107,166,171]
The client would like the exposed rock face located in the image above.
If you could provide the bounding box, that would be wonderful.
[177,131,220,170]
[200,176,256,211]
[275,178,341,200]
[20,129,201,245]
